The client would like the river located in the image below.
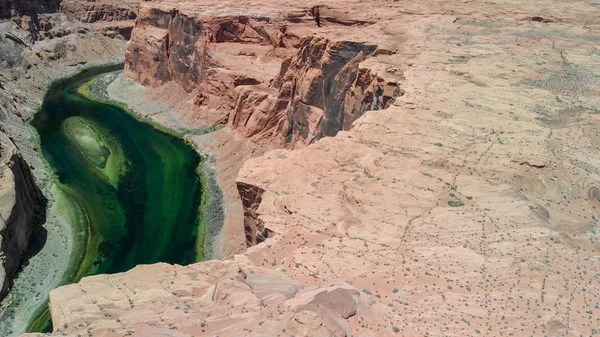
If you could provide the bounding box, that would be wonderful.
[19,67,205,332]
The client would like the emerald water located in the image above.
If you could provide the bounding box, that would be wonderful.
[28,67,204,331]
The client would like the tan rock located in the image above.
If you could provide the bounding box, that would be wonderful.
[16,0,600,336]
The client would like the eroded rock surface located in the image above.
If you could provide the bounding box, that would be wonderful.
[15,0,600,336]
[237,181,273,247]
[0,0,137,334]
[24,259,385,337]
[125,0,403,146]
[0,133,46,301]
[60,0,138,24]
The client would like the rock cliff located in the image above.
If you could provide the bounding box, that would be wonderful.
[237,181,272,246]
[0,133,46,301]
[125,1,403,146]
[16,0,600,336]
[0,0,137,333]
[59,0,137,23]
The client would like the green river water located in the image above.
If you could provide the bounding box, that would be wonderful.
[28,67,205,332]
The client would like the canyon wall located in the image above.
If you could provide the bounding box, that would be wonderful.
[236,181,272,246]
[0,0,137,333]
[0,0,61,19]
[236,36,403,145]
[59,0,137,23]
[17,0,600,336]
[0,0,137,40]
[0,133,46,301]
[123,2,404,250]
[124,2,403,147]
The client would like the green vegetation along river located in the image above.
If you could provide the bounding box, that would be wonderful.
[28,66,205,331]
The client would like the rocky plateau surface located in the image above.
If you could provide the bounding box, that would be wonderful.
[4,0,600,336]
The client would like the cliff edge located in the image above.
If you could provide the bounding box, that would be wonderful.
[20,0,600,336]
[0,133,46,300]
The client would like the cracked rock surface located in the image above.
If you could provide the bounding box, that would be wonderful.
[13,0,600,336]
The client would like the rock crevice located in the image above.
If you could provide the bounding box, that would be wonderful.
[236,181,272,247]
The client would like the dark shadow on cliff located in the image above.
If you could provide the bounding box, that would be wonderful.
[0,0,63,40]
[0,154,48,301]
[22,201,49,266]
[0,0,62,20]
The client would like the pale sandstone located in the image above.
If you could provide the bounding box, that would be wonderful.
[20,0,600,336]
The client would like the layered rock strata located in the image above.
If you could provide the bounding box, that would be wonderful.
[237,181,272,246]
[17,0,600,336]
[59,0,138,23]
[0,0,137,334]
[125,1,403,146]
[232,36,403,146]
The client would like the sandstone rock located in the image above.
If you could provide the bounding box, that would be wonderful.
[59,0,138,23]
[236,181,273,247]
[20,258,383,337]
[9,0,600,336]
[0,132,46,300]
[272,36,404,146]
[124,0,403,146]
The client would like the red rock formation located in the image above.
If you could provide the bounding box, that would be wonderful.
[0,0,137,40]
[228,36,404,146]
[124,2,403,146]
[236,181,272,246]
[59,0,138,23]
[268,37,403,145]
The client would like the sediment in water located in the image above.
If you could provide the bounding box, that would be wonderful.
[0,65,222,335]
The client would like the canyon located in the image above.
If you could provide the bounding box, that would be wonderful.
[0,0,599,336]
[0,132,46,301]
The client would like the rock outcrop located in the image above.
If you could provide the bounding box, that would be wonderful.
[0,0,138,40]
[0,0,61,19]
[13,0,600,336]
[124,1,403,146]
[24,259,387,337]
[0,134,46,300]
[59,0,138,23]
[252,36,403,146]
[237,181,272,246]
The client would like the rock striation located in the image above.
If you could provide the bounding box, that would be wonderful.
[125,1,403,146]
[232,36,403,146]
[0,133,46,301]
[13,0,600,336]
[59,0,138,23]
[237,181,272,247]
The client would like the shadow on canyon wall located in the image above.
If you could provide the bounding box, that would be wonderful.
[0,152,48,301]
[0,0,62,19]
